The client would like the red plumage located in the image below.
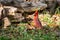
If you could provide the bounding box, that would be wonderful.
[33,10,42,29]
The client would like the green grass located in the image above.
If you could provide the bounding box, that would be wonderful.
[0,24,60,40]
[55,7,60,14]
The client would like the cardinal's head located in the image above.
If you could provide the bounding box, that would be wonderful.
[34,10,38,19]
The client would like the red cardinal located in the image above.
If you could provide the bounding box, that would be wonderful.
[30,10,42,29]
[32,10,43,29]
[27,10,43,29]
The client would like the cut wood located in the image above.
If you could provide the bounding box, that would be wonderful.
[3,17,11,28]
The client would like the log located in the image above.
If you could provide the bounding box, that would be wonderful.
[0,0,47,12]
[0,6,18,28]
[3,17,11,28]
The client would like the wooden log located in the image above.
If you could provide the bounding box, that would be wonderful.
[3,17,11,28]
[0,6,18,28]
[0,0,47,12]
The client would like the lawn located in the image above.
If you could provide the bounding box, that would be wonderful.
[0,25,60,40]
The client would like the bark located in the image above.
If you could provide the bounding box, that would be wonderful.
[3,17,11,28]
[0,0,47,12]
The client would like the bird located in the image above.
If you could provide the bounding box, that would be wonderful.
[28,10,43,29]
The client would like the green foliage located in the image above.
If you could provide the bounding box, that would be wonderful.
[0,36,11,40]
[55,7,60,14]
[0,24,59,40]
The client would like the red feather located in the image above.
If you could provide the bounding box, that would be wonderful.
[33,10,42,29]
